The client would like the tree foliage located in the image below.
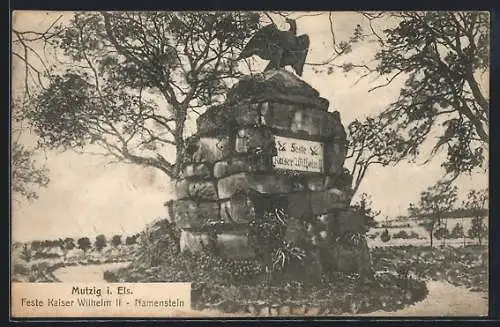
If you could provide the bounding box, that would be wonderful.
[95,234,107,251]
[463,188,488,245]
[111,234,122,247]
[77,237,92,253]
[346,118,409,195]
[20,11,260,179]
[409,180,458,247]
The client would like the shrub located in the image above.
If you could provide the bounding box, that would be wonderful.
[380,229,390,242]
[32,252,61,259]
[393,230,409,239]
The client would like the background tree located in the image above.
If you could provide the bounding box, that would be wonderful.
[462,188,488,246]
[94,234,107,252]
[350,192,380,230]
[409,180,458,247]
[125,235,138,245]
[368,12,488,180]
[380,228,390,243]
[111,235,122,247]
[450,222,466,246]
[328,11,489,193]
[77,237,91,254]
[18,12,260,180]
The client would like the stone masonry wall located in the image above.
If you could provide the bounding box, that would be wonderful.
[167,70,368,273]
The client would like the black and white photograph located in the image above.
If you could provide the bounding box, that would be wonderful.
[11,10,489,317]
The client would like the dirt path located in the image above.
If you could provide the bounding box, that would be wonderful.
[350,280,488,317]
[53,262,131,282]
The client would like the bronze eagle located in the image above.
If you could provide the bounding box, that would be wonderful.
[237,18,310,76]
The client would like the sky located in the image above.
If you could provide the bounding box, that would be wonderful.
[11,11,489,242]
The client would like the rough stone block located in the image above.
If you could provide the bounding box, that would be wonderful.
[172,200,219,229]
[234,102,261,126]
[186,136,231,163]
[235,128,275,154]
[290,109,322,136]
[220,195,255,224]
[217,173,292,199]
[216,230,255,259]
[328,234,372,275]
[287,191,312,220]
[262,102,294,130]
[182,163,211,179]
[213,158,254,178]
[180,230,214,254]
[306,175,327,192]
[322,111,347,139]
[174,180,218,200]
[310,188,349,215]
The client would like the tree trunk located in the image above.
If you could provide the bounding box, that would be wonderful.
[429,230,433,247]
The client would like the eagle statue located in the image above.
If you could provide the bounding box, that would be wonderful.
[237,18,310,76]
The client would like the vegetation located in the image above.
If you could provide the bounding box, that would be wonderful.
[409,180,458,247]
[95,234,107,252]
[380,229,390,243]
[77,237,92,253]
[463,189,488,245]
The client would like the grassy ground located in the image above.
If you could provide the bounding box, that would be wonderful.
[102,242,487,315]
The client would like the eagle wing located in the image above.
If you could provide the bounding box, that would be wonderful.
[237,24,281,60]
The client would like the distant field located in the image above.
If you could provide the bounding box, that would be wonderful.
[368,216,489,248]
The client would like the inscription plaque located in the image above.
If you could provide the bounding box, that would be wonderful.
[272,135,324,173]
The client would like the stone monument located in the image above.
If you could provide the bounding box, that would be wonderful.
[166,20,372,279]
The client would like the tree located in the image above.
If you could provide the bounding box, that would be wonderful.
[18,12,260,180]
[20,244,32,262]
[77,237,91,254]
[371,12,488,180]
[450,222,465,245]
[350,193,380,230]
[94,234,107,252]
[30,240,42,252]
[410,180,458,247]
[11,140,49,202]
[468,216,487,246]
[462,188,488,246]
[111,235,122,247]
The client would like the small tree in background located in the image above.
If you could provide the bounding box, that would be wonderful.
[77,237,91,254]
[95,234,107,252]
[380,229,390,243]
[409,180,458,247]
[463,189,488,246]
[351,193,380,231]
[450,222,466,246]
[111,235,122,247]
[30,240,42,253]
[125,235,138,245]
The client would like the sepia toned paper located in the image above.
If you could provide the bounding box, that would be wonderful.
[11,10,489,319]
